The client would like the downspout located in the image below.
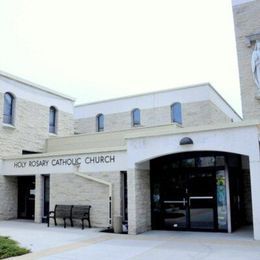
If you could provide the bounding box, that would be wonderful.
[74,170,113,229]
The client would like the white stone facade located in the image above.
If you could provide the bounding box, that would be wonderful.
[0,72,74,220]
[74,83,240,134]
[1,14,260,241]
[0,72,74,157]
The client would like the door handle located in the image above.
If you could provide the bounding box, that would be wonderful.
[163,199,187,206]
[189,196,213,200]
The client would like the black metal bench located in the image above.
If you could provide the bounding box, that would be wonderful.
[47,204,91,229]
[47,205,73,228]
[72,205,91,230]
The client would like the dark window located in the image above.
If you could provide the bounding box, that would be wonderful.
[49,106,57,134]
[171,102,182,124]
[43,175,50,220]
[132,108,140,126]
[97,114,104,132]
[22,150,41,155]
[121,171,128,222]
[3,92,15,125]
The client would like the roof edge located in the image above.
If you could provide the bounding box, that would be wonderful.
[207,83,242,120]
[0,70,76,102]
[75,82,211,107]
[75,81,241,120]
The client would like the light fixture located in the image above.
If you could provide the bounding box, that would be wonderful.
[179,137,193,145]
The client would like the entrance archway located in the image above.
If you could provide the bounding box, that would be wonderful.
[149,151,252,233]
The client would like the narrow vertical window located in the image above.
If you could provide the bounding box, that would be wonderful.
[3,92,15,125]
[132,108,140,126]
[171,102,182,124]
[49,106,57,134]
[97,114,104,132]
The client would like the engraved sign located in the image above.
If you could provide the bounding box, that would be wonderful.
[2,152,127,175]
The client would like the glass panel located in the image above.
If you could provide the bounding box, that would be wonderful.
[151,183,162,229]
[162,170,187,229]
[132,109,140,126]
[190,198,214,229]
[196,156,215,167]
[216,156,225,167]
[44,176,50,217]
[189,172,214,196]
[216,170,228,230]
[163,201,187,229]
[151,153,226,232]
[189,171,215,229]
[97,114,104,131]
[171,103,182,124]
[3,93,14,124]
[49,107,56,133]
[182,158,195,168]
[171,161,180,168]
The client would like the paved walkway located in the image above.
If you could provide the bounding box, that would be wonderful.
[1,221,260,260]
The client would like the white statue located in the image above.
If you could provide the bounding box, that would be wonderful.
[251,41,260,89]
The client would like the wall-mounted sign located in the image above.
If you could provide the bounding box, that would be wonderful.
[13,155,116,168]
[2,152,127,175]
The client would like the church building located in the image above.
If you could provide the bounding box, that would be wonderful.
[0,0,260,240]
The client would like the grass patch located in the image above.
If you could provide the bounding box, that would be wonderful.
[0,236,30,259]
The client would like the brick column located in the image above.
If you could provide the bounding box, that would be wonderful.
[127,168,151,234]
[0,176,18,219]
[34,175,44,223]
[249,161,260,240]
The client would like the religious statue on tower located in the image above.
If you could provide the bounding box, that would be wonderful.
[251,40,260,91]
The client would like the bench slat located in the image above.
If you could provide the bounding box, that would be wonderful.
[48,204,91,229]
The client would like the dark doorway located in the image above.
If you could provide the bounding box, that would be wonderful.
[121,171,128,223]
[17,176,35,219]
[151,168,218,231]
[43,175,50,221]
[150,152,245,232]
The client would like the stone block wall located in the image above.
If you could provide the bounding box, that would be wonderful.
[49,171,121,228]
[0,176,17,220]
[184,101,231,127]
[0,92,74,157]
[0,89,73,220]
[233,1,260,119]
[242,169,253,224]
[75,100,232,134]
[34,175,44,223]
[127,169,151,235]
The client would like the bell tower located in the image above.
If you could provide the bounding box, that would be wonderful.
[232,0,260,119]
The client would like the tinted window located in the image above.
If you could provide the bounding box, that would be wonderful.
[132,108,140,126]
[49,106,57,134]
[171,102,182,124]
[3,92,14,125]
[97,114,104,132]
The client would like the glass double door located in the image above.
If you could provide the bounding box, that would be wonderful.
[162,170,216,231]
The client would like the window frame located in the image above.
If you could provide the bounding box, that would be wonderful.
[132,108,141,127]
[171,102,182,124]
[3,92,15,126]
[96,113,104,132]
[49,106,57,134]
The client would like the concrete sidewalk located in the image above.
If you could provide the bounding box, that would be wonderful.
[1,221,260,260]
